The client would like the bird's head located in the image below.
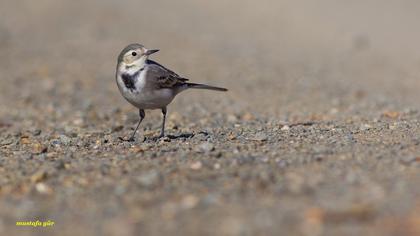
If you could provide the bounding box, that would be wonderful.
[117,43,159,70]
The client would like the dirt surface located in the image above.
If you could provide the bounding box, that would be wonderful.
[0,1,420,235]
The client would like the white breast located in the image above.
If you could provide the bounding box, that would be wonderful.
[117,67,175,110]
[135,68,147,91]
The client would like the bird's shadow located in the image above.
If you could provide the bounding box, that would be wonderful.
[166,133,195,139]
[118,131,202,143]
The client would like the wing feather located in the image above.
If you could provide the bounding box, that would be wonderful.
[145,60,188,89]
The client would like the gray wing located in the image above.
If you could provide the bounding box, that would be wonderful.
[145,60,188,89]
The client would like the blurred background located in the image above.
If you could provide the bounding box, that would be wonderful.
[0,0,420,235]
[2,0,420,119]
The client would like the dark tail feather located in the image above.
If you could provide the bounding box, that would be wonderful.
[186,83,228,92]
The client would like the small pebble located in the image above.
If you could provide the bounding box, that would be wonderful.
[181,195,199,209]
[196,142,214,153]
[227,114,238,123]
[242,112,254,121]
[360,124,371,131]
[250,133,268,142]
[20,137,31,145]
[32,143,48,154]
[30,170,48,183]
[59,135,71,146]
[190,161,202,170]
[136,170,161,188]
[35,183,53,195]
[281,125,290,131]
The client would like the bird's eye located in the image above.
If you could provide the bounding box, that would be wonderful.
[131,52,137,56]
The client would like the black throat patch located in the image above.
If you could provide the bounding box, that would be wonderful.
[121,70,141,92]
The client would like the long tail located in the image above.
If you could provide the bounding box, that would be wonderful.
[186,83,228,92]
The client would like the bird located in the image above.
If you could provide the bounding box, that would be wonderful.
[115,43,228,141]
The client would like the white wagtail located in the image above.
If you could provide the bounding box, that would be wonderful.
[116,43,228,141]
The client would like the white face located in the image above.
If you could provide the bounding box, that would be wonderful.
[122,47,148,66]
[119,46,160,72]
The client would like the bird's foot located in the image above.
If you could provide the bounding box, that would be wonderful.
[118,136,136,142]
[148,134,169,142]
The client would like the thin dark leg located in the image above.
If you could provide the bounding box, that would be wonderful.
[129,109,145,141]
[159,107,167,138]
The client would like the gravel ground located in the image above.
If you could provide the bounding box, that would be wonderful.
[0,1,420,235]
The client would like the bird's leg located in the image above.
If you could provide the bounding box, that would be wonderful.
[129,109,145,141]
[159,107,167,138]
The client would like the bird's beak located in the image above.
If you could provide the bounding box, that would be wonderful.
[145,49,159,55]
